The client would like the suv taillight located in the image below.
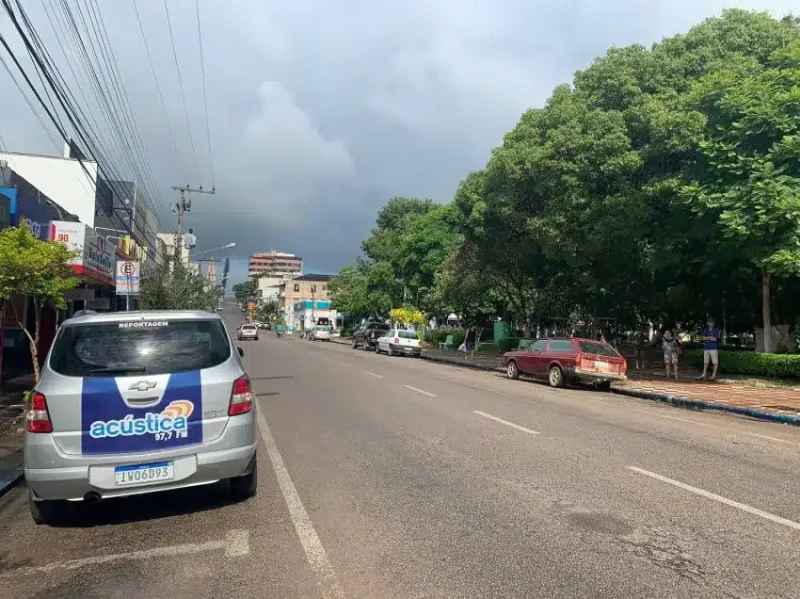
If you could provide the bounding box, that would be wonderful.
[26,391,53,433]
[229,376,254,416]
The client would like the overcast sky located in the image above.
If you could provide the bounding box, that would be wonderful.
[0,0,796,286]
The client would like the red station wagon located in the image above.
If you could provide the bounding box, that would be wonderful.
[503,337,627,390]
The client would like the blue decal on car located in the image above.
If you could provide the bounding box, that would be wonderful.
[81,371,203,455]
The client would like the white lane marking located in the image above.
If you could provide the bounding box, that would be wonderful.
[404,385,436,397]
[652,413,717,428]
[745,432,800,447]
[627,466,800,531]
[337,362,352,368]
[225,530,250,557]
[323,357,333,362]
[256,406,345,599]
[474,410,540,435]
[365,371,384,378]
[1,530,250,577]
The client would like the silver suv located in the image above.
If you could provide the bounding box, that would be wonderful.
[24,310,258,525]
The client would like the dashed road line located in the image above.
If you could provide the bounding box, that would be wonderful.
[1,530,250,577]
[256,405,345,599]
[337,362,352,368]
[651,413,717,428]
[404,385,436,397]
[627,466,800,531]
[473,410,540,435]
[744,432,800,447]
[365,371,384,378]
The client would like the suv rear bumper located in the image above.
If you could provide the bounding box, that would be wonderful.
[25,413,257,501]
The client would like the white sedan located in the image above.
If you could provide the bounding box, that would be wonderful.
[376,329,421,357]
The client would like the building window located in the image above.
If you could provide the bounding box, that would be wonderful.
[294,284,300,292]
[321,285,327,291]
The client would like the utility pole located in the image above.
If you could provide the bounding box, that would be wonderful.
[171,185,215,269]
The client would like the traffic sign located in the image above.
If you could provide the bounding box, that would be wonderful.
[115,260,140,295]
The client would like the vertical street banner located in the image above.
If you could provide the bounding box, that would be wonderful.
[115,261,140,295]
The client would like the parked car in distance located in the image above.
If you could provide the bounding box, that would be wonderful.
[309,325,332,341]
[238,324,259,341]
[376,329,421,357]
[352,322,391,351]
[24,310,257,525]
[503,337,627,390]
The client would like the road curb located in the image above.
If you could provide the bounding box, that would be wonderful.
[333,338,799,426]
[418,353,503,374]
[610,387,800,426]
[0,467,24,499]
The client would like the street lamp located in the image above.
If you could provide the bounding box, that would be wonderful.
[190,242,236,259]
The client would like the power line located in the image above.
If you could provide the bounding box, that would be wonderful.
[163,0,200,183]
[195,0,215,190]
[0,3,170,265]
[131,0,186,183]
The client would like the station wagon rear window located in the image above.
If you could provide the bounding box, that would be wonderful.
[578,341,620,357]
[49,319,231,377]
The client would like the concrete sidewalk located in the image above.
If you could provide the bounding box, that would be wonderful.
[331,337,800,425]
[0,384,26,498]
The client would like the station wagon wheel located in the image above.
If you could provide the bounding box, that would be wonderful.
[548,365,564,388]
[506,360,519,380]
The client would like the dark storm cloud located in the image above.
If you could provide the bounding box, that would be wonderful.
[1,0,796,283]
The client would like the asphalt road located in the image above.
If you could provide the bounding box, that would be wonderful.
[1,314,798,599]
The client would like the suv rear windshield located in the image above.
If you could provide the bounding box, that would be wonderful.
[578,341,620,357]
[50,319,232,377]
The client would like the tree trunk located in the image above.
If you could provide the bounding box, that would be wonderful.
[761,269,772,354]
[523,319,532,338]
[8,297,41,383]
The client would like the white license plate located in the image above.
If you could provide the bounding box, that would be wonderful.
[114,461,174,487]
[595,361,610,372]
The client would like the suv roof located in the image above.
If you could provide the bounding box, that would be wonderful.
[60,310,223,328]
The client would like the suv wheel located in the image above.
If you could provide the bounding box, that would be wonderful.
[230,454,258,500]
[28,489,66,525]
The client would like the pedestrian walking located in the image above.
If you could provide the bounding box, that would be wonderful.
[662,330,681,380]
[635,327,648,370]
[700,318,721,380]
[464,325,477,361]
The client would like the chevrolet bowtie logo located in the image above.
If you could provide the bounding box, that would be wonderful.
[129,380,157,392]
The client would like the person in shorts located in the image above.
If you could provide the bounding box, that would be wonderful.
[464,326,477,360]
[662,330,680,380]
[700,318,721,380]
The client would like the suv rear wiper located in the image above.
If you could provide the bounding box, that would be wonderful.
[89,366,147,374]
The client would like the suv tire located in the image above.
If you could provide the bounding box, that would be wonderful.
[230,454,258,500]
[28,489,66,525]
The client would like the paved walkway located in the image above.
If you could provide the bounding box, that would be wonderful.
[333,339,800,422]
[0,383,26,496]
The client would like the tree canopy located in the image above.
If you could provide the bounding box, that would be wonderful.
[329,9,800,349]
[0,226,79,381]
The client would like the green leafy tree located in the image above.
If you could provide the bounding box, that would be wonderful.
[683,40,800,351]
[232,279,258,306]
[253,299,278,323]
[139,263,221,312]
[0,227,79,382]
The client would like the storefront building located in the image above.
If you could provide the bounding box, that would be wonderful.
[291,300,338,332]
[49,220,116,315]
